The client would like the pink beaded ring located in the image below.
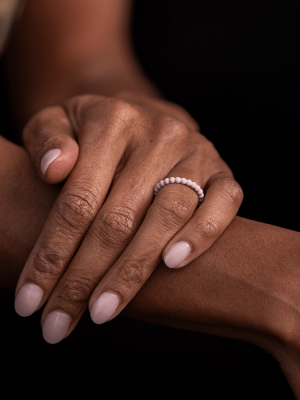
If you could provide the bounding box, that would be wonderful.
[154,177,204,203]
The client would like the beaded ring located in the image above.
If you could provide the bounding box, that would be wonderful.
[154,177,204,203]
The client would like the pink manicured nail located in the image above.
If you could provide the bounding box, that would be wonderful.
[164,241,192,268]
[90,292,120,324]
[15,283,43,317]
[43,311,71,344]
[40,149,61,175]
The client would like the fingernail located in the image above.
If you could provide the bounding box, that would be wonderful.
[15,283,44,317]
[164,241,192,268]
[90,292,120,324]
[43,311,71,344]
[40,149,61,175]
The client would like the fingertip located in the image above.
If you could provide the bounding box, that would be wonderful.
[41,140,79,184]
[163,241,192,269]
[41,149,62,176]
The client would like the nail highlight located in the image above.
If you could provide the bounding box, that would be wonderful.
[14,283,43,317]
[90,292,120,324]
[40,149,61,175]
[163,241,192,268]
[43,311,71,344]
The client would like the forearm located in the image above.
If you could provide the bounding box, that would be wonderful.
[3,134,300,394]
[0,136,60,288]
[3,0,159,133]
[2,134,300,344]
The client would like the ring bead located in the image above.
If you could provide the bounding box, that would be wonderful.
[154,177,204,203]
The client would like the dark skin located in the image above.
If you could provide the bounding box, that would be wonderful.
[1,0,300,395]
[1,135,300,395]
[6,0,243,343]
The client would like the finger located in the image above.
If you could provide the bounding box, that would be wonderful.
[23,106,79,184]
[14,98,129,319]
[162,173,243,269]
[35,113,201,343]
[87,162,203,326]
[37,142,194,343]
[37,159,171,342]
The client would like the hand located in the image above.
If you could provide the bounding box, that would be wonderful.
[3,135,299,397]
[14,91,243,344]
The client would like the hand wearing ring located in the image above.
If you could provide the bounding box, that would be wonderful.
[154,177,204,204]
[14,91,243,343]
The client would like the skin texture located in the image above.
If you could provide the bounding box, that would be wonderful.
[4,0,243,339]
[15,92,242,337]
[4,0,157,130]
[1,135,300,396]
[1,0,300,396]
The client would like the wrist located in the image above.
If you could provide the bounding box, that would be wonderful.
[71,51,161,100]
[6,56,160,135]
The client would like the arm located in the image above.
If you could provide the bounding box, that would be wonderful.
[3,0,159,135]
[1,135,300,396]
[5,0,244,343]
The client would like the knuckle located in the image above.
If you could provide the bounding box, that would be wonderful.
[58,276,95,303]
[23,113,66,169]
[56,187,98,230]
[111,99,140,120]
[203,139,217,156]
[157,115,188,141]
[92,205,136,247]
[220,178,244,206]
[156,192,194,226]
[23,106,66,144]
[196,138,220,160]
[31,248,67,280]
[33,134,58,154]
[103,98,140,128]
[196,217,220,241]
[86,98,140,142]
[118,258,148,288]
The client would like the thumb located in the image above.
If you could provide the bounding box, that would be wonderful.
[23,105,79,184]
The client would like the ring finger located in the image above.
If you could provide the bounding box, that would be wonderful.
[88,163,241,325]
[40,152,203,343]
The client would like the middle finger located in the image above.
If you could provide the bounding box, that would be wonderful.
[14,109,129,317]
[40,144,200,343]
